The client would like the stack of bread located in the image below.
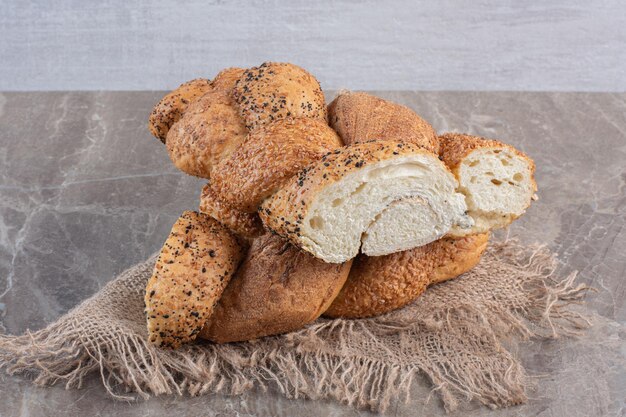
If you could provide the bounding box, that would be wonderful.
[144,62,537,348]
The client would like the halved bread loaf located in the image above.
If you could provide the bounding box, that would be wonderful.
[211,117,343,212]
[233,62,327,130]
[199,183,264,239]
[259,141,472,263]
[328,91,439,154]
[200,233,352,343]
[145,211,244,348]
[439,133,537,236]
[148,78,212,143]
[324,233,489,318]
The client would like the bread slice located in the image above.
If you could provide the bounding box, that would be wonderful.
[259,141,472,263]
[324,233,489,318]
[439,133,537,236]
[199,183,264,239]
[199,233,352,343]
[328,91,439,154]
[145,211,244,348]
[211,117,342,212]
[233,62,327,130]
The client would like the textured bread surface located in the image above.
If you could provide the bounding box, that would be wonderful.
[233,62,327,130]
[145,211,243,348]
[260,140,471,263]
[439,133,537,236]
[430,233,490,284]
[200,233,352,343]
[199,183,264,239]
[324,233,489,318]
[210,67,245,91]
[328,91,439,154]
[148,78,212,143]
[166,88,247,179]
[211,117,343,212]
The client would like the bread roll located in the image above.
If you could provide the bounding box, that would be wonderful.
[260,141,472,263]
[328,91,439,154]
[199,183,264,239]
[148,78,212,143]
[211,117,343,212]
[439,133,537,236]
[324,233,489,318]
[145,211,244,348]
[233,62,327,130]
[166,87,247,179]
[199,233,352,343]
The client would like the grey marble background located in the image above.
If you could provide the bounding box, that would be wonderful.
[1,0,625,91]
[0,91,624,416]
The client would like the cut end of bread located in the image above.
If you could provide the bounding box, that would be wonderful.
[361,194,466,256]
[439,133,537,236]
[452,147,536,235]
[261,141,472,263]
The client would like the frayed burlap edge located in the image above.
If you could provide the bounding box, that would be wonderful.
[0,240,591,413]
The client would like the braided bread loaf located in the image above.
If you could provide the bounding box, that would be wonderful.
[145,63,538,347]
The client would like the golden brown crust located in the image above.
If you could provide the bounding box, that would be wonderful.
[145,211,244,348]
[211,118,343,212]
[166,88,247,179]
[233,62,327,130]
[210,67,245,91]
[199,183,264,239]
[328,91,439,154]
[429,233,490,284]
[438,133,537,182]
[199,233,352,343]
[148,79,212,143]
[324,233,489,318]
[259,140,438,249]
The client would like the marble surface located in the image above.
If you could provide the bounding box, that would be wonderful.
[0,91,624,416]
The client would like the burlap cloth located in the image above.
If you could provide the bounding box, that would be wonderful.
[0,239,590,413]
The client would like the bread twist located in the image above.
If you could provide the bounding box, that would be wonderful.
[145,65,538,346]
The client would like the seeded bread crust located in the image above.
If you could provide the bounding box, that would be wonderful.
[199,183,264,239]
[258,140,448,254]
[233,62,327,130]
[199,233,352,343]
[148,78,212,143]
[324,233,489,318]
[211,117,343,213]
[166,87,247,179]
[145,211,244,348]
[328,91,439,154]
